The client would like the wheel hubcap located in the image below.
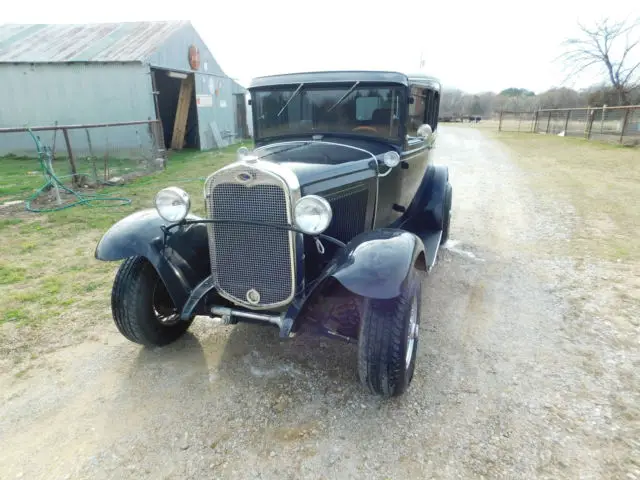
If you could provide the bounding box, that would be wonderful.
[405,295,419,369]
[152,281,180,325]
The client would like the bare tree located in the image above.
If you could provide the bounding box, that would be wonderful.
[559,17,640,105]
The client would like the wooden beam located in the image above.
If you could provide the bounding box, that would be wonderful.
[62,128,79,186]
[171,75,194,150]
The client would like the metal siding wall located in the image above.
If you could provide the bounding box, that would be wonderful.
[147,24,245,149]
[0,62,156,156]
[146,24,226,76]
[194,75,236,149]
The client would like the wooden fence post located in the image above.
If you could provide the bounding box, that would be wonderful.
[533,110,539,133]
[563,110,571,135]
[545,111,552,134]
[498,110,504,132]
[62,127,79,186]
[586,109,595,139]
[619,107,631,144]
[517,112,522,132]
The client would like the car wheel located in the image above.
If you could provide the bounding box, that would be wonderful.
[357,267,422,397]
[111,256,194,347]
[441,182,452,245]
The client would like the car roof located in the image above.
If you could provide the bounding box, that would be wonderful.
[248,70,440,91]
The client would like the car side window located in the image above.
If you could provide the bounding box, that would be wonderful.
[407,86,440,139]
[407,86,426,137]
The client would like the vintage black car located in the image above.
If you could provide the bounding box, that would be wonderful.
[95,70,452,397]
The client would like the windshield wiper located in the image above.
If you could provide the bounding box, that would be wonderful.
[326,81,360,112]
[277,83,304,117]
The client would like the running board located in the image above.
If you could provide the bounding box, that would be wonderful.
[419,230,442,270]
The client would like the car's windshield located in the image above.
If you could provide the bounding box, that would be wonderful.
[252,84,404,143]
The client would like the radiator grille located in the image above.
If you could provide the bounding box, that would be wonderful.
[304,185,369,279]
[325,187,369,243]
[205,166,294,308]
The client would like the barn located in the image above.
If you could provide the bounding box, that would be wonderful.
[0,21,249,156]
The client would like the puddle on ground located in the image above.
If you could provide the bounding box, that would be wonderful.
[442,239,485,262]
[244,351,302,378]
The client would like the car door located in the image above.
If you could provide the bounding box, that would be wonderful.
[371,91,406,229]
[376,85,433,227]
[398,134,430,217]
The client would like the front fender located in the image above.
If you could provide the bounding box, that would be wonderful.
[95,209,210,309]
[329,228,425,300]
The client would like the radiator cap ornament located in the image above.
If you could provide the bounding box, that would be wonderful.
[246,289,261,305]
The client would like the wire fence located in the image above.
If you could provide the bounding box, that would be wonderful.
[497,105,640,146]
[0,119,167,187]
[0,119,167,212]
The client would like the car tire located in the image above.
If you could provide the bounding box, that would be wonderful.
[357,267,422,397]
[111,256,194,347]
[441,182,452,245]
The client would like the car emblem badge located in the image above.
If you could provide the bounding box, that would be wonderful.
[246,289,260,304]
[236,172,253,183]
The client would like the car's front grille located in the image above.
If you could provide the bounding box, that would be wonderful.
[304,184,369,280]
[205,165,295,309]
[325,186,369,243]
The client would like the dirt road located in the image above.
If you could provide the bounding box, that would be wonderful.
[1,126,637,480]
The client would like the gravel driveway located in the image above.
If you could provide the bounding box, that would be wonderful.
[1,126,637,480]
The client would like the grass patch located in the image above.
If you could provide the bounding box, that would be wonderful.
[12,291,41,302]
[0,143,247,339]
[20,241,37,253]
[488,130,640,261]
[0,218,23,229]
[0,264,26,284]
[0,156,42,201]
[42,277,62,295]
[1,308,28,324]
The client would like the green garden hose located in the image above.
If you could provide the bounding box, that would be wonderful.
[25,128,133,212]
[23,129,214,213]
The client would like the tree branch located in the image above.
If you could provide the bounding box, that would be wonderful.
[558,16,640,102]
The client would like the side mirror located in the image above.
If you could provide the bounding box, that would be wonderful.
[417,124,433,139]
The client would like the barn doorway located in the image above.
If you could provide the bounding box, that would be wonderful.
[152,68,200,150]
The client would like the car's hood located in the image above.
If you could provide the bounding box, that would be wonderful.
[252,140,389,193]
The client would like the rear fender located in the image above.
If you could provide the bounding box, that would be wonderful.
[328,228,426,300]
[95,209,210,309]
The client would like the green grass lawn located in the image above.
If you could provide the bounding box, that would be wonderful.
[0,143,250,344]
[487,130,640,262]
[0,155,44,202]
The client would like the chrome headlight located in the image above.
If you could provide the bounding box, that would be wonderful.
[294,195,332,235]
[154,187,191,222]
[382,151,400,168]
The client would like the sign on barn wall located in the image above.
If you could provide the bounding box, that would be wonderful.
[188,45,200,70]
[196,94,213,107]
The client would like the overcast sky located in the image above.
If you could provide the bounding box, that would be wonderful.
[3,0,639,94]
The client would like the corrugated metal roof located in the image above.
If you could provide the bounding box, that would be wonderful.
[0,21,189,63]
